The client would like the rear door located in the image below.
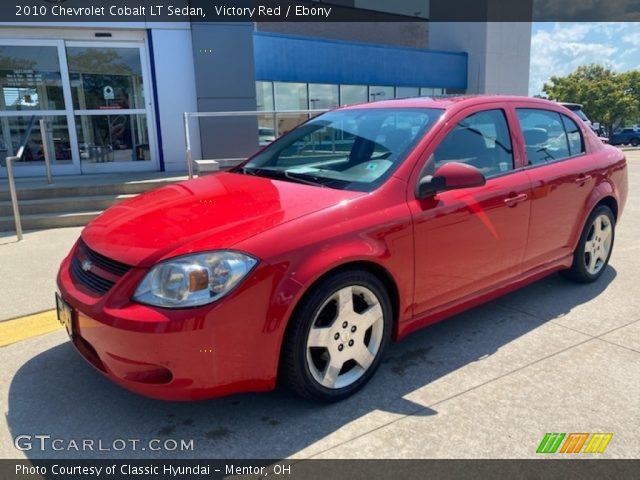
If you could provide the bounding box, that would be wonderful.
[514,107,596,272]
[408,104,532,319]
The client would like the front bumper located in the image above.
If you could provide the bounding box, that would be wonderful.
[56,244,299,400]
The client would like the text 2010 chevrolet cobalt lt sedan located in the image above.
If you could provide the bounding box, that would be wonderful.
[57,96,627,402]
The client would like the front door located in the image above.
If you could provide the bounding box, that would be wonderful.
[66,42,157,174]
[409,107,531,320]
[0,37,157,178]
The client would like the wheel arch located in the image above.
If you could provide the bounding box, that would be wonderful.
[275,259,401,381]
[596,195,618,221]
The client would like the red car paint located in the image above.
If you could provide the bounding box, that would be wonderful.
[57,96,627,400]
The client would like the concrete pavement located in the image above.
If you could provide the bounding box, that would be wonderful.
[0,153,638,460]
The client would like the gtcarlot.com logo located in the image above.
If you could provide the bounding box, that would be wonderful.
[536,432,613,454]
[14,435,194,452]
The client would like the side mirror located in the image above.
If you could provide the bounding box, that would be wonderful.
[416,162,486,199]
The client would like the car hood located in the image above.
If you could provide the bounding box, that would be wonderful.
[81,172,364,267]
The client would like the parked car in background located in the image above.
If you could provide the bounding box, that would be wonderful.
[56,96,628,402]
[258,127,276,145]
[558,102,595,131]
[557,102,609,143]
[609,127,640,147]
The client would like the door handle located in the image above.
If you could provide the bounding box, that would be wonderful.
[504,193,528,207]
[574,174,592,185]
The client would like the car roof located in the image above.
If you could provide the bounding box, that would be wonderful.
[339,95,563,111]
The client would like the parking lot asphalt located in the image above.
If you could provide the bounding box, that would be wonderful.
[0,152,638,460]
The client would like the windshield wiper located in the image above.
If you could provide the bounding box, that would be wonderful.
[283,170,328,188]
[239,167,329,188]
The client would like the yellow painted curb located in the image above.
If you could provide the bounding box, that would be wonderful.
[0,310,62,347]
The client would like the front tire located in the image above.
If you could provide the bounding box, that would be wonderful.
[280,270,392,402]
[562,205,615,283]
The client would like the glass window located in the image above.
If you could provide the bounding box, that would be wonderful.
[369,86,394,102]
[0,115,71,164]
[274,82,309,134]
[561,114,585,157]
[256,81,274,111]
[256,81,275,144]
[274,82,307,111]
[396,87,420,99]
[516,109,571,165]
[0,45,64,111]
[75,114,149,163]
[340,85,367,105]
[420,88,434,97]
[434,109,514,178]
[67,47,145,110]
[308,83,339,109]
[242,108,443,192]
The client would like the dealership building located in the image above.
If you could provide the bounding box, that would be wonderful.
[0,4,531,179]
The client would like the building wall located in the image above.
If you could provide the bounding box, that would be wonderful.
[429,22,531,95]
[190,23,260,161]
[148,25,198,172]
[256,22,428,49]
[253,32,467,89]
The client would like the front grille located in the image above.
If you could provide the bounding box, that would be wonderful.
[70,241,132,295]
[78,240,130,276]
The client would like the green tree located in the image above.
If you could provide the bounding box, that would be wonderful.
[543,64,639,134]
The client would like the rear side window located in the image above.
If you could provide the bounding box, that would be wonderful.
[562,115,585,156]
[433,109,514,178]
[516,108,584,166]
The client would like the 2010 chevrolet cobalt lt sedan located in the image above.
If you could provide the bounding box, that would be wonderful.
[56,96,627,402]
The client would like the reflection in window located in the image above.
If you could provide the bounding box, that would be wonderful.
[0,45,64,111]
[274,82,308,134]
[308,83,339,109]
[340,85,367,105]
[75,114,149,163]
[67,47,145,111]
[274,82,307,110]
[369,86,394,102]
[256,81,274,111]
[0,115,71,163]
[396,87,420,99]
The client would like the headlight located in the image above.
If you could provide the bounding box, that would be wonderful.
[133,251,258,308]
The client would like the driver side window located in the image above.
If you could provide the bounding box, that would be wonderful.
[433,109,514,178]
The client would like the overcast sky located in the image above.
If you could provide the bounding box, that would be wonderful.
[529,22,640,96]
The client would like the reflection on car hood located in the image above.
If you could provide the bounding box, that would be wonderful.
[81,172,363,267]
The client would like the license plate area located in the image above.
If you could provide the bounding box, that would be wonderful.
[55,292,74,338]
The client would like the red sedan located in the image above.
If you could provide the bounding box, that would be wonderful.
[56,96,628,402]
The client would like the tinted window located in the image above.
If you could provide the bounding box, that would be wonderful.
[516,109,571,165]
[241,108,443,192]
[433,109,514,178]
[561,114,585,156]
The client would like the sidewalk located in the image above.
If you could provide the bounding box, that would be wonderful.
[0,226,82,321]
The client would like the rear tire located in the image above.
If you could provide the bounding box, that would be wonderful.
[631,138,639,147]
[561,205,615,283]
[280,270,392,402]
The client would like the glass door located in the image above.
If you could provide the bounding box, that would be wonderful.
[0,39,79,177]
[65,41,157,174]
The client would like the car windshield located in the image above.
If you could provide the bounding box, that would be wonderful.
[237,108,443,192]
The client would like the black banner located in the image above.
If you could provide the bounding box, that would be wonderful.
[1,0,640,23]
[2,459,640,480]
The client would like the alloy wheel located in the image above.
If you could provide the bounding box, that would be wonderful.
[305,285,384,389]
[584,214,613,275]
